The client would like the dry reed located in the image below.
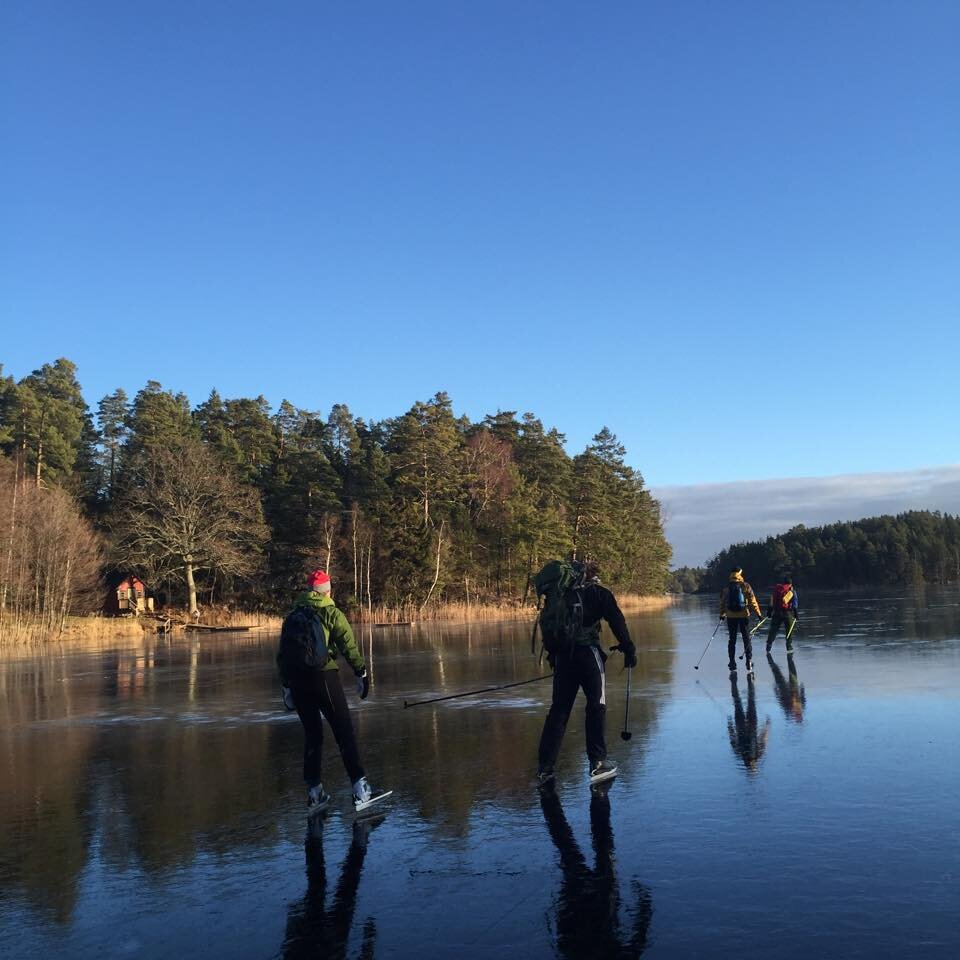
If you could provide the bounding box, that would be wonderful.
[0,614,146,646]
[2,593,675,644]
[160,606,283,629]
[353,593,675,625]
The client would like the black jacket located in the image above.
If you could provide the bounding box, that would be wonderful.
[581,582,632,649]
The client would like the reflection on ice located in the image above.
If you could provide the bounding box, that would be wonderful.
[2,589,959,958]
[280,813,384,959]
[540,784,652,957]
[727,676,771,775]
[442,696,542,710]
[768,653,806,724]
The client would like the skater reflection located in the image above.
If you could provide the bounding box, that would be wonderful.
[727,676,770,775]
[280,815,383,960]
[768,652,806,723]
[540,785,653,958]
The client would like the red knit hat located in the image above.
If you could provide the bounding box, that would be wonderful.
[307,570,331,593]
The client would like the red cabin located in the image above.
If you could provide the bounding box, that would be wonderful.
[104,575,151,616]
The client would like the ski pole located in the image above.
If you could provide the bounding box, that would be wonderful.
[620,667,633,741]
[738,616,769,659]
[694,619,723,670]
[786,619,798,642]
[403,674,553,709]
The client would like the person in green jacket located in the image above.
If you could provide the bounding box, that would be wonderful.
[278,570,388,814]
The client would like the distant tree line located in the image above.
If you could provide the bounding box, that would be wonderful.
[665,566,705,594]
[0,358,671,617]
[669,511,960,593]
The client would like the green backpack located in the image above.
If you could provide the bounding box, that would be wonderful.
[531,559,591,657]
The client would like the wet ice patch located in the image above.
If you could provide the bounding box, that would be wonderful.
[30,707,300,729]
[443,696,541,710]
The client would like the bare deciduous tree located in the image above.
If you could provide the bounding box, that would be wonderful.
[0,457,102,641]
[110,438,267,615]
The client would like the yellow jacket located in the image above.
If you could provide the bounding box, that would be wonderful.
[719,572,762,619]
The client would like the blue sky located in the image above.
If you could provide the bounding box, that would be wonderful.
[2,1,958,487]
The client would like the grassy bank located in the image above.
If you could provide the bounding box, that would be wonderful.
[164,607,284,630]
[351,592,676,625]
[165,593,676,628]
[1,594,676,644]
[0,614,148,646]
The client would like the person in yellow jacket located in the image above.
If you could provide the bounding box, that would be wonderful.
[719,567,762,675]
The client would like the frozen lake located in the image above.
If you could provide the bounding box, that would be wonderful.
[2,589,959,958]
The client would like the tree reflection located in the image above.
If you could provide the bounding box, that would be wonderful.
[370,613,677,834]
[0,654,98,923]
[280,814,383,959]
[0,612,675,926]
[727,677,770,775]
[540,786,653,958]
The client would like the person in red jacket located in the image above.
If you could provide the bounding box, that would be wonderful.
[766,574,799,654]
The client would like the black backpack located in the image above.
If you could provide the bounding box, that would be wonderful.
[278,606,329,671]
[532,559,592,657]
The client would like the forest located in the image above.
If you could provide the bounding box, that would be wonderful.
[670,511,960,593]
[0,358,671,632]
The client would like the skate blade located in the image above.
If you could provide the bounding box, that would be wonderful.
[589,768,618,785]
[354,790,393,815]
[306,799,331,819]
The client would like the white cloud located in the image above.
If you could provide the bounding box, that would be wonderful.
[653,465,960,568]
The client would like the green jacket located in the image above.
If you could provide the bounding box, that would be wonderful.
[278,591,366,677]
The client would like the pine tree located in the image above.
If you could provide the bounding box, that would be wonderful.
[194,389,237,463]
[13,359,93,489]
[125,381,196,461]
[513,414,573,595]
[384,393,465,602]
[222,396,278,483]
[261,404,343,598]
[0,365,16,449]
[95,388,130,504]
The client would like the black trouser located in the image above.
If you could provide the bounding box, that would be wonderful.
[727,617,752,666]
[289,667,365,786]
[538,644,607,770]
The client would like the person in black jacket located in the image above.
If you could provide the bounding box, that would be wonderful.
[537,562,637,787]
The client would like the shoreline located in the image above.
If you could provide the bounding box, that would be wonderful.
[0,595,677,646]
